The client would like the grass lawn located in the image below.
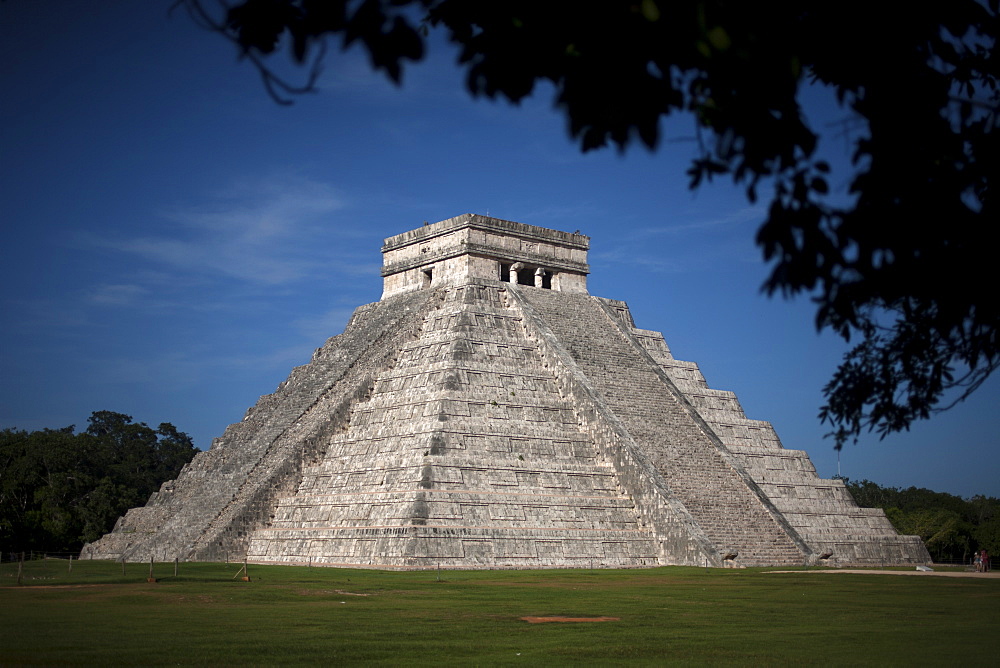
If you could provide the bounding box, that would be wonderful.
[1,559,995,666]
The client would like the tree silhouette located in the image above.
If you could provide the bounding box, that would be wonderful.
[177,0,999,446]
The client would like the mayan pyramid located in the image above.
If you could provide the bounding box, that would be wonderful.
[82,214,930,569]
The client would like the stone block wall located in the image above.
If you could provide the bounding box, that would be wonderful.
[381,214,590,298]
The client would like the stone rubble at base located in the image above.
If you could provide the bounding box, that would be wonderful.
[81,214,931,569]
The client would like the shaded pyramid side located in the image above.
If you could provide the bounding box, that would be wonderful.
[246,282,668,569]
[575,296,931,566]
[80,290,433,562]
[517,288,811,567]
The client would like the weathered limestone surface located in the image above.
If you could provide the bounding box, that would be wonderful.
[381,214,590,298]
[83,215,930,568]
[518,289,809,566]
[247,283,661,568]
[624,320,929,565]
[81,290,432,562]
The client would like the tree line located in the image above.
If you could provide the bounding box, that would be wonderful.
[0,411,198,555]
[844,478,999,564]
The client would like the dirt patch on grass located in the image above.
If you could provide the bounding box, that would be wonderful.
[520,616,619,623]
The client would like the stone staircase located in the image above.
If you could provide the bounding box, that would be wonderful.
[245,283,660,569]
[520,288,809,566]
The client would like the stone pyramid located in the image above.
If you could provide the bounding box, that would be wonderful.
[82,215,930,568]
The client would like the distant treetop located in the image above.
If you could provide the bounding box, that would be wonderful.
[0,412,197,552]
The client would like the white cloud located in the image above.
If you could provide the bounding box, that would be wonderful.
[87,283,149,306]
[592,205,766,275]
[622,205,765,240]
[97,171,365,286]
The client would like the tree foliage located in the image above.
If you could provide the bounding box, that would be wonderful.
[178,0,999,446]
[0,412,197,553]
[844,477,999,561]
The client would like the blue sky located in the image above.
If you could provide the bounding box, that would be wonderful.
[2,2,997,498]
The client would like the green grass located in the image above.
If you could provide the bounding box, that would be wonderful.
[1,560,996,666]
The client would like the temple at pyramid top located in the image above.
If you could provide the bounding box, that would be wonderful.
[381,213,591,298]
